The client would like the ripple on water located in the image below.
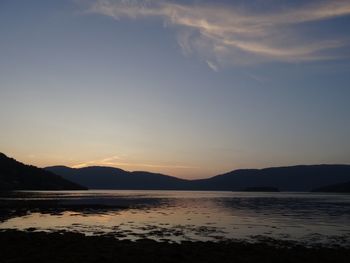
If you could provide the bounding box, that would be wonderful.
[0,191,350,246]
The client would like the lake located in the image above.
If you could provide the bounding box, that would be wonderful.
[1,190,349,245]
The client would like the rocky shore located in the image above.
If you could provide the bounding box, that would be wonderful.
[0,230,349,263]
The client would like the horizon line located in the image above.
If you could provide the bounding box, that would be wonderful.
[43,162,350,180]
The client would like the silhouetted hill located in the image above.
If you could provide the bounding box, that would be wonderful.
[312,181,350,193]
[46,164,350,191]
[193,165,350,191]
[243,187,279,192]
[46,166,189,190]
[0,153,86,190]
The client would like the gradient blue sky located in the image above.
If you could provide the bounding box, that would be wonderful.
[1,0,350,178]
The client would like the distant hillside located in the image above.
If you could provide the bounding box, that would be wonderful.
[243,187,279,192]
[312,181,350,193]
[46,166,189,190]
[193,165,350,191]
[0,153,86,190]
[46,164,350,191]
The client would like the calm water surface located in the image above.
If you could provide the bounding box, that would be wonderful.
[1,190,349,244]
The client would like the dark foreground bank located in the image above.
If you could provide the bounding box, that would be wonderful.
[0,230,349,263]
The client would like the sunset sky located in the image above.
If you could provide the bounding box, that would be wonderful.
[1,0,350,179]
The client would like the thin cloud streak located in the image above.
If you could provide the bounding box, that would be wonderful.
[72,155,199,170]
[83,0,350,67]
[206,60,218,72]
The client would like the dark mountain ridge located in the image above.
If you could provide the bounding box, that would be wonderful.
[46,164,350,192]
[46,166,189,190]
[191,165,350,191]
[0,153,86,190]
[312,181,350,193]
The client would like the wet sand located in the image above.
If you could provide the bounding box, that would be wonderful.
[0,230,349,263]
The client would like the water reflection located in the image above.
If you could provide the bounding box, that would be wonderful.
[0,191,349,245]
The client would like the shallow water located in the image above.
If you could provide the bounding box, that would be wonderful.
[1,190,350,244]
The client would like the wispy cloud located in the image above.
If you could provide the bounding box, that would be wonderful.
[206,60,218,72]
[82,0,350,68]
[72,155,198,171]
[72,155,122,168]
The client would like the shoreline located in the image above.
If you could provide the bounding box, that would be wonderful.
[1,193,350,247]
[0,230,349,263]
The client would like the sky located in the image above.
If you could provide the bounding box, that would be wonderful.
[1,0,350,179]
